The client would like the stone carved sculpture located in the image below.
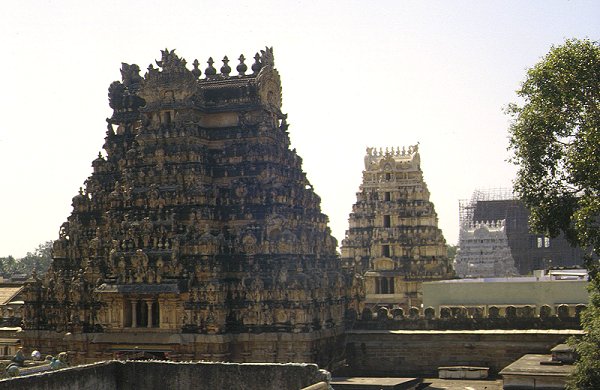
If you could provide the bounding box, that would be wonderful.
[341,145,453,309]
[22,48,361,365]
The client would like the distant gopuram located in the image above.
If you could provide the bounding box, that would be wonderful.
[22,48,361,366]
[341,145,453,310]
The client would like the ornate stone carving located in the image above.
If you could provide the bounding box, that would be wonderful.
[22,48,360,365]
[341,145,453,310]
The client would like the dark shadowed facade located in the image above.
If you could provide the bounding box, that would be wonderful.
[470,195,585,274]
[21,48,362,367]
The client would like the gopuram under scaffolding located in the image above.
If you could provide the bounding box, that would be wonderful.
[457,188,586,275]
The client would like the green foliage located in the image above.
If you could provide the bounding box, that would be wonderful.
[0,255,16,275]
[508,38,600,246]
[0,241,53,277]
[19,241,53,275]
[447,245,458,262]
[569,277,600,389]
[507,38,600,390]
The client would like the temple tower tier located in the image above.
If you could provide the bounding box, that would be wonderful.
[341,145,454,310]
[22,48,361,367]
[454,219,518,278]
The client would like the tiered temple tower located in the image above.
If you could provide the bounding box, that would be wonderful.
[341,145,453,310]
[454,220,518,278]
[22,48,361,366]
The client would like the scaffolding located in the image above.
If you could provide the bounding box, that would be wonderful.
[457,187,585,274]
[459,188,515,228]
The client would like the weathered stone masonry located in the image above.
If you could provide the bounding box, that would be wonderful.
[341,145,453,310]
[344,329,582,376]
[0,360,329,390]
[21,48,362,367]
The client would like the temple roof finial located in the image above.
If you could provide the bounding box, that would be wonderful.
[191,59,201,79]
[205,57,217,77]
[237,54,247,75]
[221,56,231,76]
[251,53,262,74]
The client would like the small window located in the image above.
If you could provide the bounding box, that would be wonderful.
[161,111,172,124]
[383,215,391,228]
[382,245,390,257]
[385,173,391,180]
[381,278,389,294]
[384,192,391,201]
[537,237,543,248]
[376,277,395,294]
[544,237,550,248]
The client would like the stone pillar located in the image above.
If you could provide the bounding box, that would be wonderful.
[131,300,137,328]
[146,300,153,328]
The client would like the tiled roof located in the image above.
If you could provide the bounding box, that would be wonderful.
[0,285,23,306]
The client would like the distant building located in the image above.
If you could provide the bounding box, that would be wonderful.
[459,189,586,275]
[0,282,24,325]
[0,282,24,356]
[454,220,518,278]
[423,269,589,317]
[341,145,453,310]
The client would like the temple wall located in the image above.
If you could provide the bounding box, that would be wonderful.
[0,360,329,390]
[9,329,584,385]
[0,361,117,390]
[21,326,347,369]
[344,329,583,376]
[423,279,589,314]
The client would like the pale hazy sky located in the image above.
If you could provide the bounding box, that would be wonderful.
[1,1,599,258]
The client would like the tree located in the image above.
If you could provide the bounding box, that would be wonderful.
[507,38,600,389]
[0,255,17,275]
[17,241,53,275]
[0,241,53,278]
[447,245,458,262]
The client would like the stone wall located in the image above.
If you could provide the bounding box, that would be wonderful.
[343,329,583,376]
[0,360,329,390]
[0,361,117,390]
[350,302,584,330]
[423,279,589,312]
[22,326,347,370]
[351,315,581,331]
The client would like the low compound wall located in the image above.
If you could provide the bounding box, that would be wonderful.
[22,326,346,370]
[344,329,583,377]
[0,360,330,390]
[0,361,117,390]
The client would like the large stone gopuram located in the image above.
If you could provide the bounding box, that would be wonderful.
[341,145,453,310]
[22,48,361,366]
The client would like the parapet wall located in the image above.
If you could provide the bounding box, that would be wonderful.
[0,360,330,390]
[0,361,117,390]
[350,303,584,330]
[343,329,583,377]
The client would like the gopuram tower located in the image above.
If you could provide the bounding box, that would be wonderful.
[22,48,361,366]
[341,145,453,310]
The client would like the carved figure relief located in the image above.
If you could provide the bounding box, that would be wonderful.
[21,49,358,364]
